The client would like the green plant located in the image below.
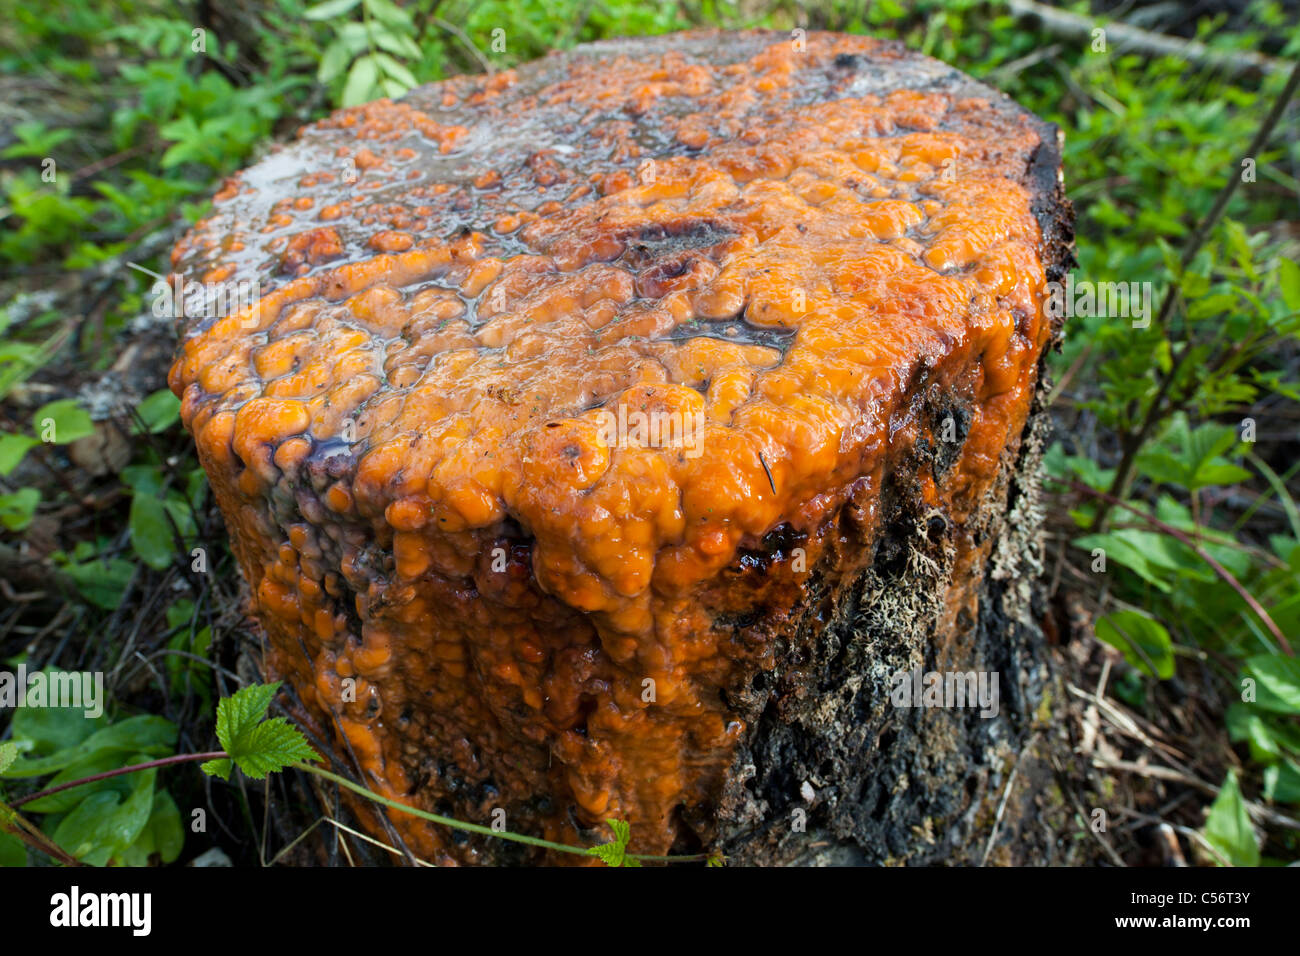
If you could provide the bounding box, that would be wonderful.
[1,683,715,866]
[0,685,184,867]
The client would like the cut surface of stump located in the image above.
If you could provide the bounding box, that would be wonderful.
[169,30,1074,865]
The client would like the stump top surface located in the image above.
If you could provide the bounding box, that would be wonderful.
[170,27,1054,627]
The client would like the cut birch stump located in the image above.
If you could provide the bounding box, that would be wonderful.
[168,30,1076,865]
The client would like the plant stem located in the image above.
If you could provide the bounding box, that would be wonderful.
[295,762,708,864]
[1093,60,1300,531]
[8,751,227,809]
[0,805,85,866]
[11,751,712,865]
[1070,479,1291,654]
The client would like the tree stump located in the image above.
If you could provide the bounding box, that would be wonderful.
[169,30,1075,865]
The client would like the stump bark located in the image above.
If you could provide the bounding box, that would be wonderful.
[169,30,1074,865]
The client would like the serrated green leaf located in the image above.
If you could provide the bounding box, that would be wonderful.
[215,682,280,754]
[586,817,636,866]
[200,757,232,780]
[231,717,320,779]
[207,683,318,780]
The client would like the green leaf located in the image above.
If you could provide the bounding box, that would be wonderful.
[1095,610,1175,679]
[1202,771,1259,867]
[2,715,174,779]
[117,790,184,866]
[19,748,131,813]
[134,389,181,434]
[200,757,233,780]
[1225,704,1280,764]
[0,742,16,775]
[7,696,106,755]
[204,682,319,781]
[0,488,39,531]
[318,39,352,84]
[130,494,175,570]
[304,0,361,18]
[0,828,26,867]
[342,56,379,107]
[371,52,417,90]
[1263,759,1300,804]
[1276,257,1300,312]
[1245,655,1300,715]
[31,399,94,444]
[230,718,321,779]
[0,433,37,476]
[586,817,639,867]
[50,791,119,866]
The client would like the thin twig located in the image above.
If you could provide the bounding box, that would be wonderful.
[1069,479,1291,653]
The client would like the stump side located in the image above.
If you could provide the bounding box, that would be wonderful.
[168,30,1073,864]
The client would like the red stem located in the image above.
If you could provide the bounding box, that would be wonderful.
[8,751,228,809]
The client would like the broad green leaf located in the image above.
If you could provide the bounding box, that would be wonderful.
[0,829,26,867]
[31,399,94,444]
[1276,257,1300,312]
[134,389,180,434]
[1245,655,1300,715]
[1202,771,1259,867]
[318,39,352,84]
[304,0,360,18]
[19,748,131,813]
[342,56,379,107]
[3,715,174,779]
[130,494,175,570]
[50,791,120,866]
[0,742,16,775]
[1263,760,1300,804]
[59,554,133,609]
[7,696,105,755]
[1096,610,1175,679]
[1225,704,1280,764]
[0,488,39,531]
[117,790,184,867]
[0,433,37,476]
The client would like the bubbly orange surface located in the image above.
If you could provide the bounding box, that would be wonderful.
[170,31,1056,863]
